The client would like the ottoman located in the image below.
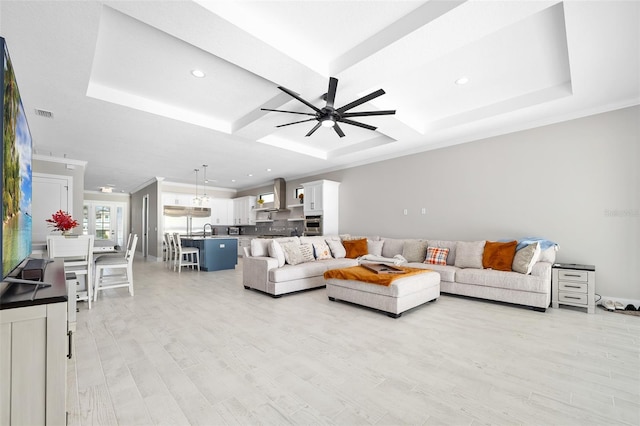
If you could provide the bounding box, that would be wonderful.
[325,266,440,318]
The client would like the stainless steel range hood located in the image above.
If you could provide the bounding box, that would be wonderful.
[265,178,288,211]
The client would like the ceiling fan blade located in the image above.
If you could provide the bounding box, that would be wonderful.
[333,123,345,138]
[276,118,317,128]
[339,118,377,131]
[277,86,322,113]
[305,122,322,137]
[341,110,396,117]
[336,89,385,113]
[325,77,338,108]
[261,108,316,116]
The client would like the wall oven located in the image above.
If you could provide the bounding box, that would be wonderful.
[304,215,323,236]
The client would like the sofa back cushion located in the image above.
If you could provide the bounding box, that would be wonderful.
[454,241,486,269]
[402,240,428,263]
[381,238,405,258]
[367,240,384,256]
[482,240,518,271]
[250,238,270,257]
[313,241,333,260]
[268,240,286,267]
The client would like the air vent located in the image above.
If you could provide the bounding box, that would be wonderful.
[34,109,54,119]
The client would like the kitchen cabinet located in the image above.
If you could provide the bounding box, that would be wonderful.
[302,180,340,235]
[210,198,233,226]
[237,237,253,257]
[233,196,256,226]
[0,261,68,426]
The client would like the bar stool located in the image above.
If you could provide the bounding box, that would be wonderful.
[172,233,200,273]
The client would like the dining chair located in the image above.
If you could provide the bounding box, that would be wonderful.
[172,233,200,273]
[46,234,95,311]
[164,232,174,268]
[94,234,138,301]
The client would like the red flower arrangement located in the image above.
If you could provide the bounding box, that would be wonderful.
[46,210,79,232]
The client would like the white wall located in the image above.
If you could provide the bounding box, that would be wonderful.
[242,106,639,300]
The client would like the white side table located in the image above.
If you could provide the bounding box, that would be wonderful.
[552,263,596,314]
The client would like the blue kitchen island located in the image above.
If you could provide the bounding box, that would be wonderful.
[181,237,238,271]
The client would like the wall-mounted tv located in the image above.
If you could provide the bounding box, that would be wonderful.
[1,36,33,279]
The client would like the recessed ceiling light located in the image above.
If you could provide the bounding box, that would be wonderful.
[231,179,236,182]
[247,174,253,177]
[455,76,469,85]
[191,69,206,78]
[266,168,271,172]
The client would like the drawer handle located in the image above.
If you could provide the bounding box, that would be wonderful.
[564,274,582,277]
[565,285,581,288]
[565,296,581,300]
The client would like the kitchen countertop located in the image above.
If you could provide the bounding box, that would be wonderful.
[180,235,238,240]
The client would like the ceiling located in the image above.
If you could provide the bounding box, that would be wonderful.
[1,0,638,193]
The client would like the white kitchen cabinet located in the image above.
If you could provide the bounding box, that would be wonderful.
[233,196,256,226]
[210,198,233,226]
[302,180,340,235]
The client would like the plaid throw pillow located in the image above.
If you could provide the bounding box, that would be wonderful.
[425,247,449,265]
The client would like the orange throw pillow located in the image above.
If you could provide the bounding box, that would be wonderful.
[343,238,368,259]
[482,240,518,271]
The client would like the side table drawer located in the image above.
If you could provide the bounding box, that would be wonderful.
[559,281,588,293]
[558,270,588,282]
[559,292,588,305]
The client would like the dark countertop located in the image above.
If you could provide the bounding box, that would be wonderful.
[0,259,67,310]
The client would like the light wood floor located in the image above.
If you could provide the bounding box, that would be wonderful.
[67,258,640,426]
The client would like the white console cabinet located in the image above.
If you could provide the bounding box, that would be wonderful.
[552,263,596,314]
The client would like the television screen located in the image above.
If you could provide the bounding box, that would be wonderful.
[1,37,33,279]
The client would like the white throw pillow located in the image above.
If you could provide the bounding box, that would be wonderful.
[454,241,486,269]
[299,244,315,263]
[250,238,270,257]
[280,241,305,265]
[268,240,286,267]
[325,238,346,259]
[512,242,541,274]
[313,241,333,260]
[367,240,384,257]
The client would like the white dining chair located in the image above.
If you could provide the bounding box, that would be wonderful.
[164,232,174,268]
[172,233,200,273]
[46,234,95,312]
[94,234,138,301]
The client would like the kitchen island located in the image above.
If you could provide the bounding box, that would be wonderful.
[181,236,238,271]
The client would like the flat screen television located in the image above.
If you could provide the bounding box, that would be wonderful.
[1,36,33,280]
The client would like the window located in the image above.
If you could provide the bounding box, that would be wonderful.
[295,187,304,199]
[259,192,274,203]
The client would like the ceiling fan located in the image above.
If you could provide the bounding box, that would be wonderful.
[261,77,395,138]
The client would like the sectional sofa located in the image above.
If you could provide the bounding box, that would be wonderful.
[242,235,557,311]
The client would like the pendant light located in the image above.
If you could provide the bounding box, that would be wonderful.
[193,168,201,206]
[201,164,210,203]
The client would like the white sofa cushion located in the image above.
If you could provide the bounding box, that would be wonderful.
[268,240,286,267]
[326,237,346,258]
[270,258,357,282]
[402,240,428,263]
[454,241,485,269]
[313,241,332,260]
[381,238,405,258]
[367,240,384,256]
[456,268,548,293]
[250,238,270,257]
[406,262,459,282]
[512,242,541,274]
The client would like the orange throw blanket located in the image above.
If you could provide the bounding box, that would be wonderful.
[324,265,432,287]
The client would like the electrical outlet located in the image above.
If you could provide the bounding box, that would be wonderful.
[421,208,427,215]
[403,209,408,215]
